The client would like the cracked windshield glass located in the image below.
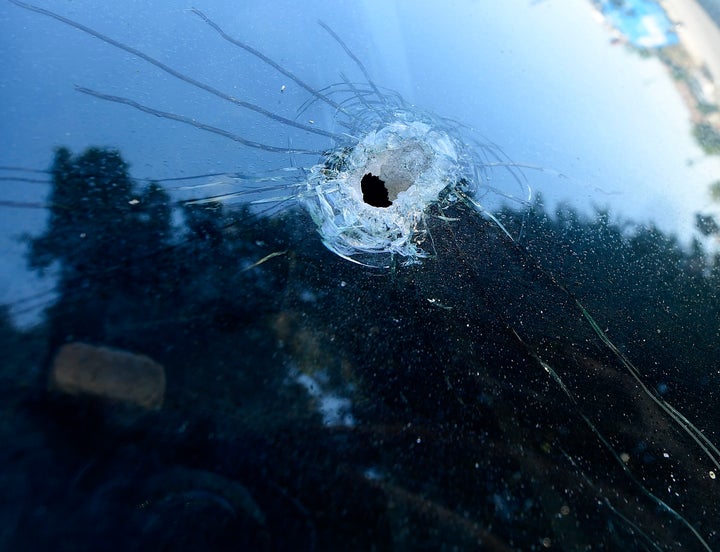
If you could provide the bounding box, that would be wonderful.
[2,0,720,549]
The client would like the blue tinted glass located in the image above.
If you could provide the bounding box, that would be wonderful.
[2,1,720,549]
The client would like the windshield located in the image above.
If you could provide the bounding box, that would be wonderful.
[2,1,720,549]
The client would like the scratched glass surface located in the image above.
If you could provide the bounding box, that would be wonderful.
[1,1,720,549]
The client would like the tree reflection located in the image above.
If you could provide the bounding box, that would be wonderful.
[1,147,719,549]
[26,147,172,347]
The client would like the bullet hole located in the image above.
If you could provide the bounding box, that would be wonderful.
[361,173,392,207]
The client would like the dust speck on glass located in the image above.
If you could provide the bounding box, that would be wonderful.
[2,0,720,549]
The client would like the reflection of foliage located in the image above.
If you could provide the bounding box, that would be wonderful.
[3,149,720,549]
[27,147,173,346]
[693,123,720,155]
[635,46,652,59]
[669,64,687,81]
[697,102,719,115]
[509,197,720,416]
[695,213,720,236]
[29,147,171,277]
[710,179,720,202]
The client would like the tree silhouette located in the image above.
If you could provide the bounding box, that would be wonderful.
[27,147,172,346]
[7,145,720,550]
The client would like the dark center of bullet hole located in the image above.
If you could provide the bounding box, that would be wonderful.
[361,173,392,208]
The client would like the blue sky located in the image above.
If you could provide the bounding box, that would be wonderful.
[2,0,720,323]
